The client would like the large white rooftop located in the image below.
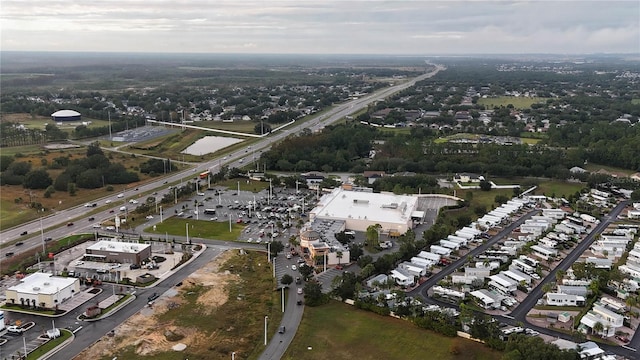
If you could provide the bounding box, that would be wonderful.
[87,240,150,254]
[311,188,418,226]
[8,272,76,295]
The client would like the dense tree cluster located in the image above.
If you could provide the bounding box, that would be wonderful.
[260,123,377,172]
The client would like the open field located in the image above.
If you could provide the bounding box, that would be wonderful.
[583,163,635,177]
[76,250,284,360]
[534,181,585,199]
[519,137,542,145]
[196,120,260,134]
[477,96,548,109]
[283,301,500,360]
[1,113,110,132]
[144,217,244,241]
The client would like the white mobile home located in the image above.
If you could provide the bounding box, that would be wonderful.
[502,269,532,285]
[432,286,465,300]
[510,259,536,275]
[546,293,586,307]
[390,269,415,287]
[398,262,427,277]
[411,256,435,268]
[430,245,452,256]
[489,274,518,295]
[465,266,491,279]
[455,230,475,240]
[439,239,459,250]
[531,245,558,260]
[417,251,441,262]
[447,235,468,245]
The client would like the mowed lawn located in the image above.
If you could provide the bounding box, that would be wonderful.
[283,301,501,360]
[144,217,244,241]
[477,96,548,109]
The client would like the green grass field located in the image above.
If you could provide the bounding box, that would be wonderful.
[216,178,270,193]
[583,163,634,177]
[519,137,542,145]
[631,99,640,105]
[534,181,585,198]
[283,301,500,360]
[477,96,548,109]
[144,217,243,241]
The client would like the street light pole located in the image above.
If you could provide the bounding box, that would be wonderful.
[232,352,236,360]
[281,287,285,313]
[160,206,163,223]
[40,209,45,253]
[264,316,268,345]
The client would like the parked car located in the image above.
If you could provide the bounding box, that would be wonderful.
[7,325,25,334]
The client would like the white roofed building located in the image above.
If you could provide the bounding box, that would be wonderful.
[5,272,80,310]
[85,240,151,265]
[309,187,421,235]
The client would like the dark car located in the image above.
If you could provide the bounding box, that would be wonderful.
[129,264,141,270]
[44,237,53,242]
[14,242,24,247]
[278,326,286,334]
[296,299,303,306]
[67,222,74,227]
[148,292,159,302]
[20,231,28,236]
[5,252,14,257]
[88,217,95,221]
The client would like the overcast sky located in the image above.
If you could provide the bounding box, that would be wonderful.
[2,1,639,54]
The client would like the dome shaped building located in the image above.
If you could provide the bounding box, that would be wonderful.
[51,110,81,122]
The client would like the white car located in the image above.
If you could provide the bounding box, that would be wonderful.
[145,215,154,220]
[530,273,541,280]
[297,288,303,295]
[117,193,124,198]
[92,224,102,228]
[105,199,112,204]
[6,325,24,334]
[129,199,138,204]
[75,261,84,266]
[291,265,297,271]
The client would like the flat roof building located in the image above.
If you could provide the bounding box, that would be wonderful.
[85,240,152,265]
[5,272,80,310]
[309,187,420,235]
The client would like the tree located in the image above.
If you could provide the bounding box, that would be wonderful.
[23,169,52,189]
[268,240,284,257]
[479,180,492,191]
[592,321,604,337]
[298,264,314,281]
[303,279,327,306]
[336,250,343,265]
[281,274,293,286]
[331,271,357,301]
[541,282,553,294]
[366,224,382,247]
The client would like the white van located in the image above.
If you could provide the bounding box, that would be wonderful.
[120,206,127,211]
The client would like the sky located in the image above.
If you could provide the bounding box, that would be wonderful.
[2,0,639,55]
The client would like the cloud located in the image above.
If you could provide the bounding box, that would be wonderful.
[1,1,638,54]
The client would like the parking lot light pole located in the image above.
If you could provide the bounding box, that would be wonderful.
[264,316,268,345]
[160,206,163,223]
[232,352,236,360]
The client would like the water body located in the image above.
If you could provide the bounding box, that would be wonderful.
[181,136,242,156]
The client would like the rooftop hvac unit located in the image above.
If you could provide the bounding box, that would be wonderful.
[43,282,50,286]
[33,287,41,291]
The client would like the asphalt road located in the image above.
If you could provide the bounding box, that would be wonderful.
[1,64,445,260]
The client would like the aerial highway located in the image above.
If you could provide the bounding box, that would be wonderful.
[0,64,444,262]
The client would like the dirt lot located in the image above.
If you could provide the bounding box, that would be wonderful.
[74,250,239,359]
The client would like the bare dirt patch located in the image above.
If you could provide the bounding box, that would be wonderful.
[74,250,239,359]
